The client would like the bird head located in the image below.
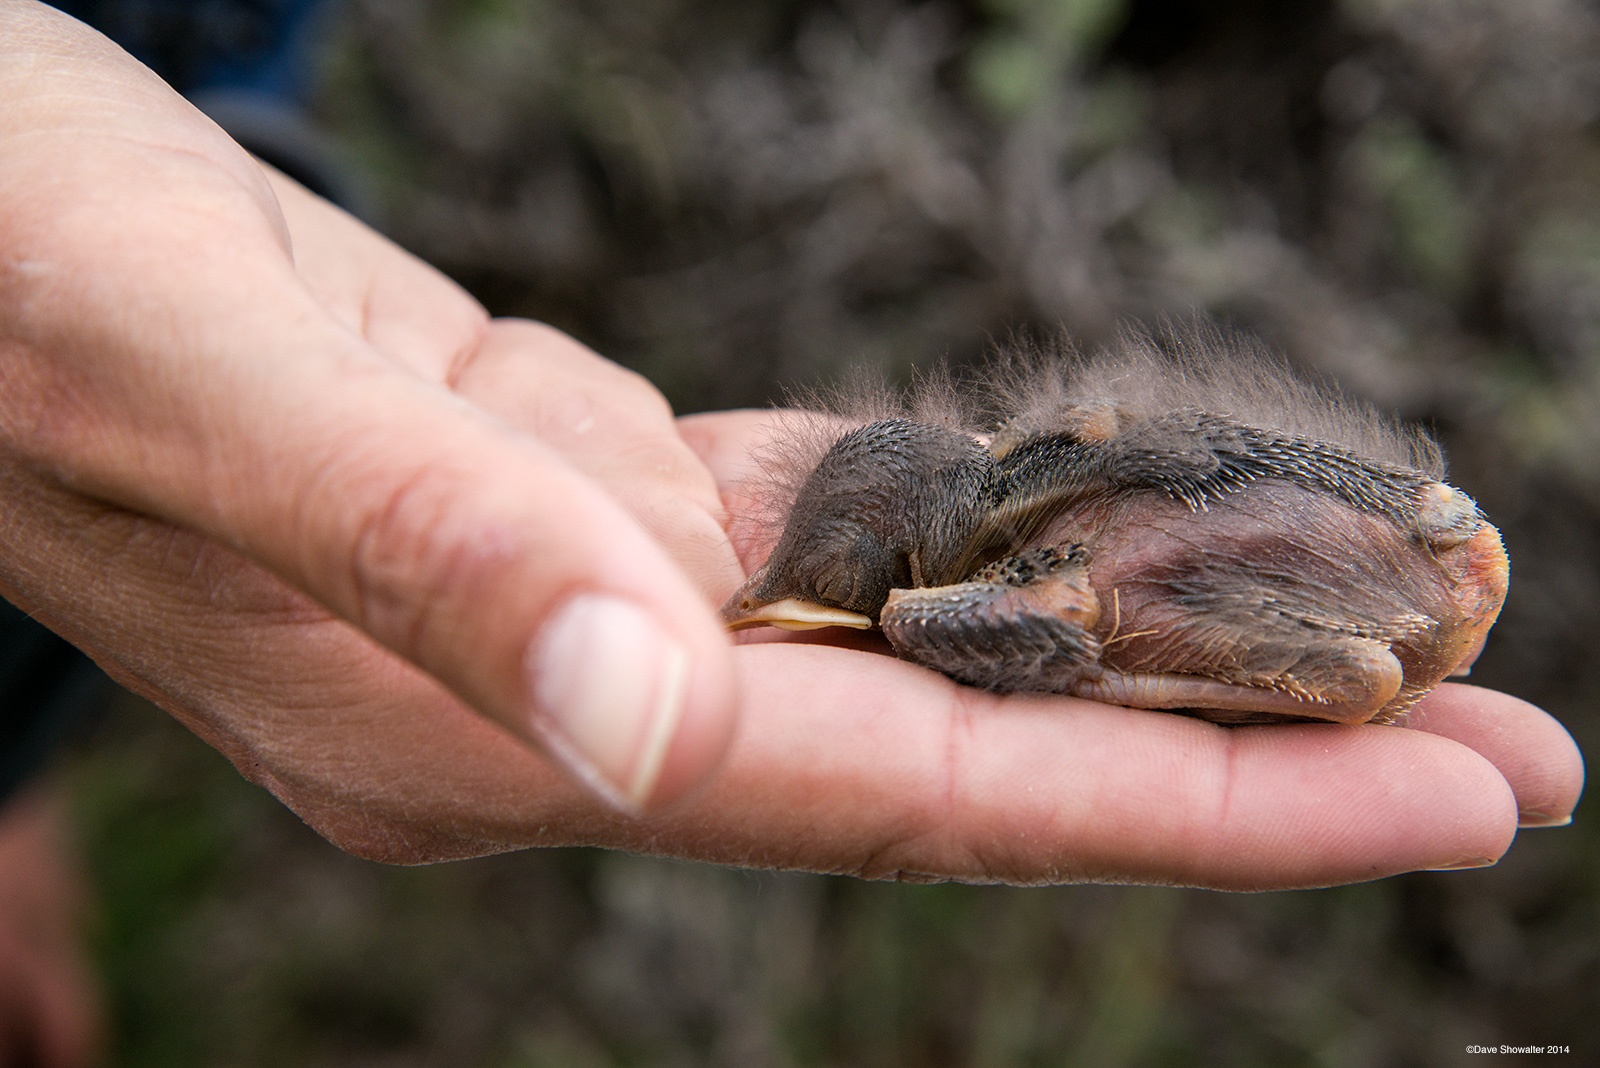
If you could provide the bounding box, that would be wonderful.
[720,419,999,631]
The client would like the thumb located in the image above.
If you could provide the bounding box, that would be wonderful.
[11,289,736,815]
[0,6,735,811]
[270,365,739,813]
[276,369,740,812]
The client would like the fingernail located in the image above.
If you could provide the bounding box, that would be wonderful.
[1518,810,1574,828]
[1425,856,1498,871]
[526,594,690,814]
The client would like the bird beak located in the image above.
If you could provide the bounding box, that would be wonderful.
[722,597,875,631]
[720,567,874,631]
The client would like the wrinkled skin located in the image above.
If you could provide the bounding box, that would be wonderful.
[0,2,1583,898]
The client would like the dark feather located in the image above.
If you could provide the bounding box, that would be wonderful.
[723,326,1507,724]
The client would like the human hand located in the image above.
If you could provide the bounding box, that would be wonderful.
[0,790,102,1068]
[0,1,739,828]
[0,2,1580,888]
[672,409,1584,887]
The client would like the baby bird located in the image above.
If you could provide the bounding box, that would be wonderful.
[720,332,1509,725]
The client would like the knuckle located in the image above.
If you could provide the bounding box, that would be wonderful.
[342,462,520,665]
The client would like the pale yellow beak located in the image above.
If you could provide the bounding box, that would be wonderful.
[721,596,874,632]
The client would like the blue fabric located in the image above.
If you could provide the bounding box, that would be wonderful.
[49,0,336,102]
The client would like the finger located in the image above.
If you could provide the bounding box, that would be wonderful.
[678,409,787,494]
[0,458,563,860]
[638,644,1521,888]
[4,309,738,813]
[260,165,491,380]
[0,793,103,1068]
[1406,683,1585,827]
[0,935,102,1068]
[454,320,745,602]
[678,408,821,569]
[1,27,737,810]
[4,201,738,814]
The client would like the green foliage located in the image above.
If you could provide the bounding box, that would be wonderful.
[968,0,1130,115]
[1359,119,1473,298]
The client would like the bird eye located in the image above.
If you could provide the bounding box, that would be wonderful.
[813,564,858,607]
[796,528,895,613]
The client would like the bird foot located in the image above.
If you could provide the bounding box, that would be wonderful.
[880,544,1102,693]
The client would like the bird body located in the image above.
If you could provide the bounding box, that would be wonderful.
[722,333,1509,725]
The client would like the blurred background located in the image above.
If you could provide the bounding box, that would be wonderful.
[43,0,1600,1063]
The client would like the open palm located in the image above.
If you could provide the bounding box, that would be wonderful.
[0,1,1580,890]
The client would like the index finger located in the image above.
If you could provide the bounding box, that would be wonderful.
[1406,683,1584,827]
[634,642,1520,889]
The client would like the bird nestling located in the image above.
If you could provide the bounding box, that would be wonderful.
[720,330,1509,726]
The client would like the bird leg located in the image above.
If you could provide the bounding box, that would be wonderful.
[1072,600,1414,724]
[879,545,1103,693]
[1062,487,1479,724]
